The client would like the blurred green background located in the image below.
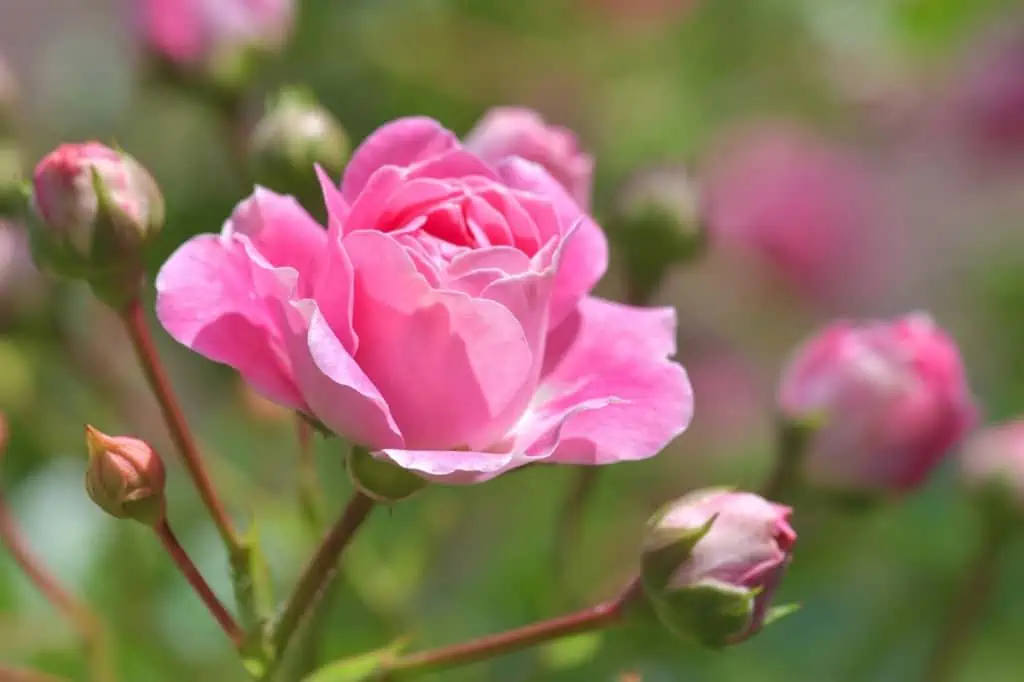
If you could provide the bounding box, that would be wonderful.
[4,0,1024,680]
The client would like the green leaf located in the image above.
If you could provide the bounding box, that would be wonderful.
[303,639,408,682]
[539,632,604,670]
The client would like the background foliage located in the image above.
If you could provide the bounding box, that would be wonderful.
[3,1,1024,680]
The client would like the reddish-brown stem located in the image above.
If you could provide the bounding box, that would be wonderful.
[0,666,73,682]
[377,579,641,679]
[0,418,115,682]
[273,491,377,657]
[119,298,238,550]
[153,519,243,647]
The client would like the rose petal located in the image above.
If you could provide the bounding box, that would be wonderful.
[276,300,403,449]
[316,164,350,231]
[496,158,608,324]
[516,296,692,464]
[345,230,535,450]
[155,234,304,409]
[342,117,458,201]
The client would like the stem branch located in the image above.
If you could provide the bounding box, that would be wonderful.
[377,579,641,680]
[920,523,1008,682]
[119,298,238,550]
[273,491,377,657]
[154,519,243,647]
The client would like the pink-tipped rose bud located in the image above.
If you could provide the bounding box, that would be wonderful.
[29,142,163,304]
[642,489,796,647]
[463,107,593,208]
[960,421,1024,521]
[140,0,295,88]
[84,425,166,527]
[778,314,976,494]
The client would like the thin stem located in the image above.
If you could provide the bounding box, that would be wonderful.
[761,417,813,502]
[119,298,239,550]
[0,421,115,682]
[153,519,243,647]
[920,523,1008,682]
[377,579,642,680]
[295,416,325,530]
[552,467,601,594]
[273,491,377,657]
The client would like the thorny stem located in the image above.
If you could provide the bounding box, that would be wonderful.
[153,519,244,648]
[0,418,115,682]
[272,491,377,659]
[374,578,643,680]
[119,298,239,551]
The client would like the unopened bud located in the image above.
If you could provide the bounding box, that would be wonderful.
[641,489,796,648]
[28,142,164,305]
[249,88,349,205]
[347,446,426,504]
[84,425,166,527]
[609,164,705,303]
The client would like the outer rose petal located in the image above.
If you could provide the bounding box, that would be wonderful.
[342,117,458,201]
[155,235,304,409]
[518,296,692,465]
[275,300,404,448]
[345,230,535,450]
[496,158,608,324]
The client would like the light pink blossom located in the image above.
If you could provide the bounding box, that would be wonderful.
[778,314,976,492]
[703,124,872,300]
[156,117,691,483]
[138,0,294,67]
[464,107,593,208]
[961,421,1024,510]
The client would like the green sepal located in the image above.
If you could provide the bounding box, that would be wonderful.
[347,446,426,503]
[641,512,717,593]
[649,580,755,649]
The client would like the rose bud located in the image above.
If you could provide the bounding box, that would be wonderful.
[139,0,296,92]
[608,164,705,302]
[960,421,1024,523]
[778,314,976,495]
[84,425,166,527]
[28,142,164,305]
[249,87,350,206]
[642,489,796,647]
[463,107,593,208]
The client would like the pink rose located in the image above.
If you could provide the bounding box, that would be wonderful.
[138,0,295,67]
[703,124,872,300]
[463,107,593,208]
[156,117,692,483]
[778,314,976,493]
[642,489,795,646]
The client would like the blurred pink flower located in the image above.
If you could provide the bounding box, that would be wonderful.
[463,107,593,208]
[703,124,873,301]
[138,0,294,67]
[156,117,692,484]
[960,421,1024,511]
[643,489,795,646]
[952,24,1024,156]
[778,314,976,493]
